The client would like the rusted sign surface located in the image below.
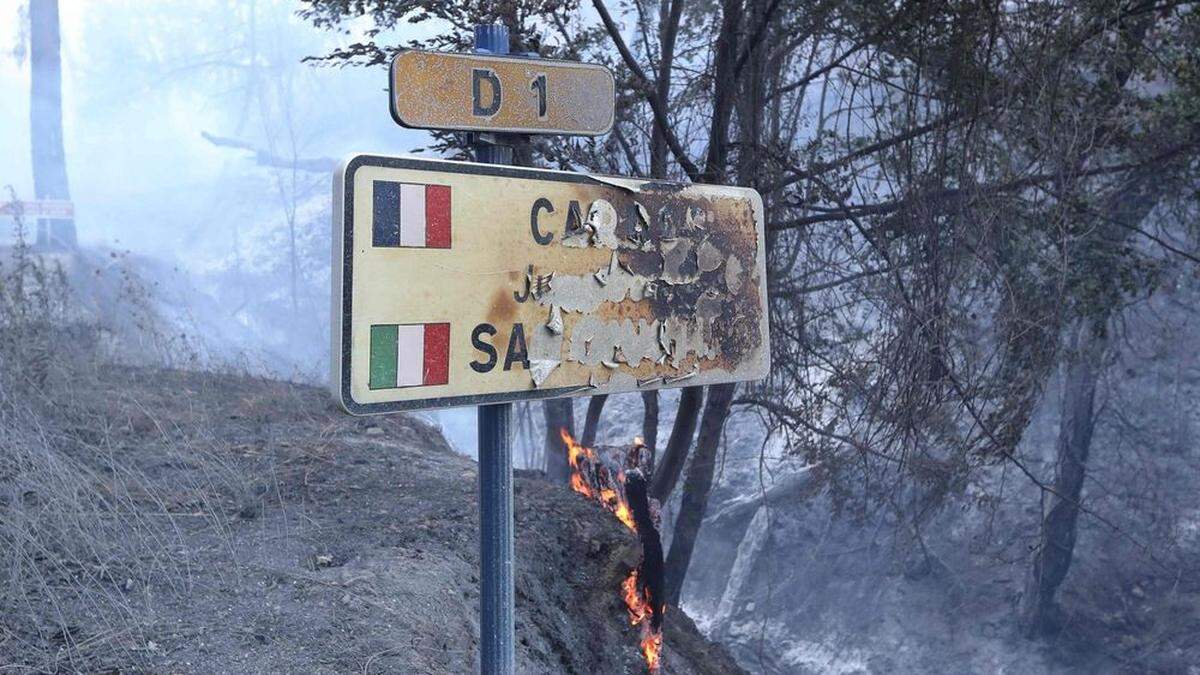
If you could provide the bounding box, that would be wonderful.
[332,155,769,414]
[389,50,614,136]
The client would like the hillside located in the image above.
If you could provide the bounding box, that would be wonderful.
[0,365,743,674]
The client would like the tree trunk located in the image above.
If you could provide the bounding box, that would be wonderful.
[625,469,666,627]
[663,382,736,607]
[660,0,768,608]
[642,0,678,476]
[650,385,704,502]
[1019,318,1107,636]
[698,0,744,183]
[543,399,575,483]
[641,390,660,472]
[649,0,683,178]
[29,0,74,249]
[580,394,608,447]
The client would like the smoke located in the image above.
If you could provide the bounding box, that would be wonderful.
[2,2,429,370]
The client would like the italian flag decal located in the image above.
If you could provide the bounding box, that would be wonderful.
[369,323,450,389]
[372,180,451,248]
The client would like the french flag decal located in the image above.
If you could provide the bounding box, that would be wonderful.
[368,323,450,389]
[372,180,451,248]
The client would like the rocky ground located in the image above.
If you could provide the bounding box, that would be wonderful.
[0,365,743,674]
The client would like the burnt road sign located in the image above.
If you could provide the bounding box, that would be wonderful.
[389,50,615,136]
[331,155,770,415]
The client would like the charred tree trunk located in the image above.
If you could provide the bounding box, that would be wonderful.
[663,382,736,607]
[543,399,575,483]
[661,0,763,606]
[650,385,704,502]
[641,390,660,472]
[581,394,608,447]
[625,470,666,627]
[1015,139,1163,634]
[29,0,73,249]
[648,0,745,506]
[639,0,678,480]
[1019,318,1107,636]
[1012,11,1164,638]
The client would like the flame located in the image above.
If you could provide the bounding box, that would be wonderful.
[561,428,637,531]
[622,570,650,625]
[641,631,663,671]
[621,570,662,670]
[563,428,664,672]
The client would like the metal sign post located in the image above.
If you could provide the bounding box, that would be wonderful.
[330,23,768,675]
[473,25,517,675]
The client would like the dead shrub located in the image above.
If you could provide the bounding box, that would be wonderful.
[0,195,243,669]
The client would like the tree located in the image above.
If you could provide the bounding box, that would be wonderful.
[543,399,574,483]
[29,0,73,249]
[663,382,736,606]
[301,0,1200,628]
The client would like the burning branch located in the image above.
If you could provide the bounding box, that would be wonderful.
[562,429,665,672]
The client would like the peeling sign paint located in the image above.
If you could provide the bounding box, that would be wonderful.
[588,200,621,249]
[536,261,648,313]
[697,239,724,273]
[524,182,765,389]
[568,316,661,367]
[530,359,558,387]
[546,304,564,335]
[724,255,744,294]
[661,239,699,284]
[335,154,768,415]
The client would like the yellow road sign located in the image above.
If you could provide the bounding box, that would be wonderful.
[332,155,769,414]
[389,50,615,136]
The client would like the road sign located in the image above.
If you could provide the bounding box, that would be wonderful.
[389,50,615,136]
[0,200,74,219]
[331,154,770,415]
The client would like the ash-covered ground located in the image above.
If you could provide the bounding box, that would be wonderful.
[0,364,742,674]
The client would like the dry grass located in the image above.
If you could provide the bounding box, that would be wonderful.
[0,206,244,671]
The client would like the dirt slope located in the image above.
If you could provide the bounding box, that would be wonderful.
[0,366,744,674]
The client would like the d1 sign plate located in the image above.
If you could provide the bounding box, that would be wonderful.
[389,50,614,136]
[332,155,769,415]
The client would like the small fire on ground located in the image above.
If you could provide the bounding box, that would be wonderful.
[562,428,664,672]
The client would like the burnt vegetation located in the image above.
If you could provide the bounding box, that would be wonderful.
[4,0,1200,672]
[303,0,1200,669]
[0,210,741,672]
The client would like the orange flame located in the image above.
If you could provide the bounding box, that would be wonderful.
[621,570,662,670]
[563,428,663,673]
[561,428,637,532]
[641,631,663,672]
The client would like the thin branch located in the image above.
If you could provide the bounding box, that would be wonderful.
[769,141,1200,233]
[592,0,703,181]
[200,131,336,173]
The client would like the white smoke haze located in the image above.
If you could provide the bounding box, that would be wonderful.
[3,2,1200,674]
[0,0,487,429]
